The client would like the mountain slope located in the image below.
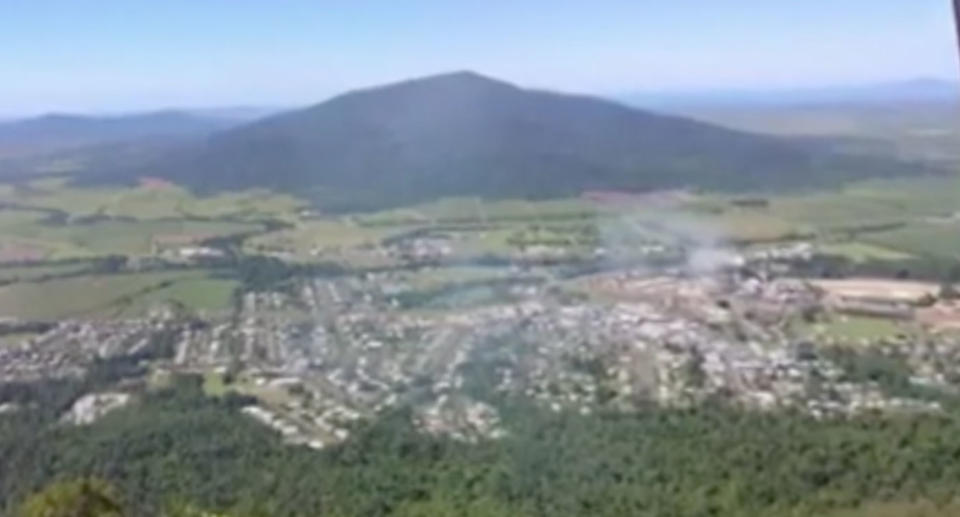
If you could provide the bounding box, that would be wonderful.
[133,72,926,209]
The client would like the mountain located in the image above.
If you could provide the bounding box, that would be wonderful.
[184,106,286,123]
[116,72,927,210]
[0,110,236,159]
[621,78,960,109]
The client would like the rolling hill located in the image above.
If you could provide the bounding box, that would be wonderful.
[105,72,930,210]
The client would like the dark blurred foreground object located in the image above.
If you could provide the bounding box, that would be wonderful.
[955,0,960,70]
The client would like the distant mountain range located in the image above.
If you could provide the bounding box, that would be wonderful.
[0,111,240,159]
[83,71,919,210]
[182,106,286,122]
[0,106,290,161]
[621,78,959,109]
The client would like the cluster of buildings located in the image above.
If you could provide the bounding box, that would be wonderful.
[0,315,186,383]
[5,238,960,443]
[154,261,960,443]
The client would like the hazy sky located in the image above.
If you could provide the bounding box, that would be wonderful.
[1,0,957,115]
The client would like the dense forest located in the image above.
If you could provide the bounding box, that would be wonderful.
[6,374,960,516]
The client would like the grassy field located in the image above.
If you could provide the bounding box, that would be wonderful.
[677,177,960,261]
[116,276,239,317]
[250,217,597,263]
[689,177,960,236]
[0,179,307,222]
[0,180,277,261]
[359,197,598,226]
[861,222,960,259]
[245,219,416,259]
[818,241,914,262]
[176,189,307,220]
[843,177,960,215]
[0,270,232,320]
[0,332,42,347]
[709,211,802,242]
[202,370,230,396]
[0,261,94,282]
[666,208,801,242]
[0,209,51,227]
[454,227,521,256]
[762,194,908,231]
[0,217,261,259]
[5,173,960,268]
[825,500,960,517]
[809,315,905,342]
[356,196,753,248]
[244,187,940,264]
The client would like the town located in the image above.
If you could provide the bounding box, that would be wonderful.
[3,233,959,449]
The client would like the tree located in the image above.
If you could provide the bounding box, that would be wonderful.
[19,479,124,517]
[95,256,128,274]
[391,495,521,517]
[162,501,267,517]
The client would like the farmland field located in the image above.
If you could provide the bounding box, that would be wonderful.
[817,241,914,262]
[358,197,598,226]
[0,180,284,261]
[818,315,905,341]
[760,193,910,231]
[861,222,960,259]
[202,370,230,396]
[300,182,960,265]
[0,179,306,221]
[4,173,960,299]
[0,261,94,282]
[245,219,417,260]
[0,270,226,320]
[693,177,960,235]
[0,332,42,347]
[0,219,262,259]
[115,276,239,317]
[795,314,907,343]
[9,175,960,266]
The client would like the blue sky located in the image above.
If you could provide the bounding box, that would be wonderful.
[1,0,957,115]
